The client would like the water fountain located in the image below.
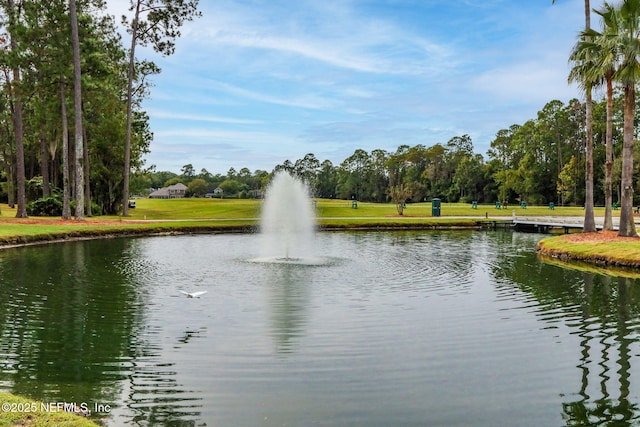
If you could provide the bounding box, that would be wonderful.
[258,171,317,264]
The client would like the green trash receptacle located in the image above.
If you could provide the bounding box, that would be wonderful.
[549,202,555,210]
[471,201,478,209]
[432,198,441,217]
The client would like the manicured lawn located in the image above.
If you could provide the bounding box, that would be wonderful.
[123,197,261,220]
[0,199,617,238]
[118,198,616,220]
[0,198,627,260]
[537,231,640,270]
[314,199,607,218]
[0,392,100,427]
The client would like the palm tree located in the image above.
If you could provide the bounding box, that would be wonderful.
[570,4,619,231]
[555,0,596,232]
[611,0,640,237]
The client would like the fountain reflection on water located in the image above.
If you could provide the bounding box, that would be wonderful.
[2,231,640,425]
[253,172,326,265]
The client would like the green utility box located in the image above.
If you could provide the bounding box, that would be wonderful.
[432,198,441,217]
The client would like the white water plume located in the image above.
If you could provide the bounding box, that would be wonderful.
[259,172,316,262]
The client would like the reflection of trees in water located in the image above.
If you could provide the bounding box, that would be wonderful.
[124,329,202,427]
[492,249,640,425]
[0,239,203,426]
[562,276,639,426]
[0,239,142,405]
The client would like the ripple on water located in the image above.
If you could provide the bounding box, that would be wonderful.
[1,231,640,427]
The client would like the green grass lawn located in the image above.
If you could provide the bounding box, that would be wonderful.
[0,198,627,257]
[0,198,579,245]
[115,198,613,221]
[0,392,100,427]
[537,232,640,271]
[0,198,618,233]
[123,197,262,220]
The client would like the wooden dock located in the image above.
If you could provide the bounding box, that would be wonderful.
[513,218,590,233]
[475,216,634,234]
[512,216,621,233]
[475,219,513,230]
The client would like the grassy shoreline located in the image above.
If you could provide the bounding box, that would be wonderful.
[0,198,510,247]
[536,231,640,269]
[0,200,635,269]
[0,392,100,426]
[0,198,637,264]
[0,199,636,426]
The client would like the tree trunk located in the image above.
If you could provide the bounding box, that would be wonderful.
[122,1,141,217]
[60,81,71,220]
[40,131,50,197]
[582,0,595,232]
[583,85,596,232]
[584,0,590,30]
[618,84,637,237]
[83,123,91,216]
[69,0,84,220]
[2,145,15,208]
[603,76,614,231]
[7,0,27,218]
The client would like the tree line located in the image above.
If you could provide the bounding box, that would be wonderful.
[0,0,199,218]
[2,0,640,228]
[148,0,640,229]
[142,93,639,216]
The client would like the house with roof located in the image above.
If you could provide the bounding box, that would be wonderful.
[149,183,188,199]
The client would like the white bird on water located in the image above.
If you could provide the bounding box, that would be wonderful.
[179,290,208,298]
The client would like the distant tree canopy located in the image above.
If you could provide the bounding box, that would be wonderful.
[3,1,639,215]
[0,0,153,215]
[137,94,629,207]
[0,0,200,216]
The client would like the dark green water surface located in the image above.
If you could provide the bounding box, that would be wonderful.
[0,230,639,426]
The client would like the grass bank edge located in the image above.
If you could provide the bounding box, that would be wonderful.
[0,217,486,245]
[537,234,640,268]
[0,198,612,246]
[0,391,100,427]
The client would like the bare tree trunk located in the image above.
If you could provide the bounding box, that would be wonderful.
[69,0,84,220]
[2,145,15,208]
[122,1,141,217]
[40,131,50,197]
[583,85,596,232]
[603,76,614,231]
[60,82,71,220]
[582,0,595,232]
[83,123,91,216]
[618,85,637,237]
[584,0,590,29]
[7,0,27,218]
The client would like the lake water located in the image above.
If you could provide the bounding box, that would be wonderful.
[0,230,639,426]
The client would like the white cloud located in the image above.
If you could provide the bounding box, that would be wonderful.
[149,110,263,125]
[137,0,588,172]
[206,81,338,110]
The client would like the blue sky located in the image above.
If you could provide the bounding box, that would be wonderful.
[110,0,585,175]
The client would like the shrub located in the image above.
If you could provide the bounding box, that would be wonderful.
[27,197,62,216]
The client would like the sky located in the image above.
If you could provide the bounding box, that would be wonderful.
[107,0,586,175]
